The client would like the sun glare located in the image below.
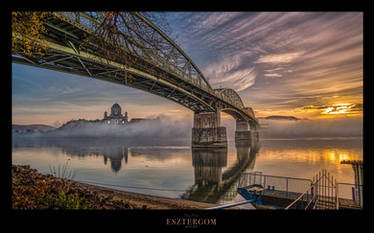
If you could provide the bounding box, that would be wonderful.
[321,103,352,115]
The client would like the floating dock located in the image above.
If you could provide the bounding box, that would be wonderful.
[207,170,362,210]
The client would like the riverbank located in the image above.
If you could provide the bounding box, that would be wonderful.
[12,164,218,210]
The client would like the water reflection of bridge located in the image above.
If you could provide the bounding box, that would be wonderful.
[182,137,261,203]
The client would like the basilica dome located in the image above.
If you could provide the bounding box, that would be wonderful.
[103,103,128,125]
[111,103,122,116]
[112,103,121,109]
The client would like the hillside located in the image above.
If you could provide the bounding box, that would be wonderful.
[12,124,56,134]
[259,115,302,121]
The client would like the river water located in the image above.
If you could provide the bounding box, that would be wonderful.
[12,136,363,204]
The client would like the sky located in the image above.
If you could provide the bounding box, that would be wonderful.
[12,12,363,128]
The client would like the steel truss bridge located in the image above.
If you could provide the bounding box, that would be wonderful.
[12,12,259,139]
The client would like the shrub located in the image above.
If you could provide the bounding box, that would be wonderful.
[44,191,99,210]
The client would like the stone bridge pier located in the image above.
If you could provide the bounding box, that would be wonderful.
[192,111,227,148]
[235,119,259,145]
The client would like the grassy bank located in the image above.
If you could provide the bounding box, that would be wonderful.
[11,164,216,210]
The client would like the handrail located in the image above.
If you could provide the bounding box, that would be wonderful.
[337,182,362,186]
[242,172,312,182]
[206,200,254,210]
[312,196,320,209]
[284,185,313,210]
[304,194,317,209]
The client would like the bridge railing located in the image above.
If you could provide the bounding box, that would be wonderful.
[59,12,103,32]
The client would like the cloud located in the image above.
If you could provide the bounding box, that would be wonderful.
[263,73,282,78]
[302,103,363,116]
[202,54,257,92]
[255,52,303,64]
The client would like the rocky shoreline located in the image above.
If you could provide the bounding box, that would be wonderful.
[11,164,217,210]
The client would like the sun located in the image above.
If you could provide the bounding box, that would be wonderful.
[321,103,351,115]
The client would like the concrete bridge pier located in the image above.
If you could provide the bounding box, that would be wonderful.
[235,119,250,141]
[235,119,259,145]
[192,111,227,148]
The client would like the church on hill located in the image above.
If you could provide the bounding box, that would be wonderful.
[103,103,129,125]
[54,102,154,132]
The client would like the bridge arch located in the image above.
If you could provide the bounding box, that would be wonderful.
[215,88,245,108]
[215,88,258,130]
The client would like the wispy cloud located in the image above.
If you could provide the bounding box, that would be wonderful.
[302,103,363,116]
[255,52,303,64]
[202,54,257,92]
[263,73,282,78]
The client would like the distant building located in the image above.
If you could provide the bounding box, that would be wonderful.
[103,103,129,125]
[34,102,158,133]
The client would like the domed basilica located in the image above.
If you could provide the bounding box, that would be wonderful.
[103,103,129,125]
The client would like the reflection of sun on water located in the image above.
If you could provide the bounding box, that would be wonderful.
[260,147,359,166]
[338,153,350,162]
[325,150,351,163]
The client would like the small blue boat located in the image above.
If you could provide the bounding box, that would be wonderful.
[237,184,264,205]
[206,184,265,209]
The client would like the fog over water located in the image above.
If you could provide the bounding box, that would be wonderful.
[256,117,363,139]
[20,115,192,139]
[17,114,363,140]
[224,116,363,139]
